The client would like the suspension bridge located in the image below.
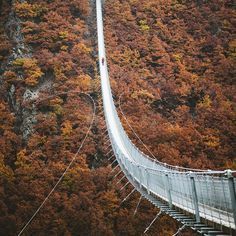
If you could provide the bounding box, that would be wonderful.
[96,0,236,235]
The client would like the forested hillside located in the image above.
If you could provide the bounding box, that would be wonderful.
[104,0,235,170]
[0,0,235,235]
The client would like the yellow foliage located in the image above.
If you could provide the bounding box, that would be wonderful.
[15,149,27,168]
[54,65,66,81]
[131,89,154,103]
[143,2,156,11]
[222,19,231,30]
[78,74,92,91]
[15,2,44,18]
[203,135,220,148]
[61,120,73,137]
[75,42,92,54]
[113,47,140,67]
[53,104,63,115]
[61,45,68,51]
[13,58,24,66]
[13,58,43,86]
[190,74,199,82]
[224,160,236,170]
[48,98,64,115]
[229,39,236,51]
[167,123,182,134]
[49,97,63,106]
[228,39,236,58]
[61,158,89,189]
[59,31,69,40]
[173,53,182,62]
[22,21,36,34]
[198,95,212,109]
[139,19,150,31]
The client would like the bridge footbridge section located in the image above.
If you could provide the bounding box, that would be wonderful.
[96,0,236,234]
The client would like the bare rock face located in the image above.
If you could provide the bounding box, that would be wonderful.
[3,0,39,140]
[23,89,38,101]
[5,1,32,61]
[21,89,38,139]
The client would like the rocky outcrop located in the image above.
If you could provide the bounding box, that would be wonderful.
[2,0,49,140]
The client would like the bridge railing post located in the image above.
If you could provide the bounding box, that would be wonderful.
[189,173,200,223]
[145,168,150,194]
[165,173,173,209]
[130,161,134,179]
[138,166,142,189]
[226,170,236,227]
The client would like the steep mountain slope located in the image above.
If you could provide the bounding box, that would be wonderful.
[104,0,236,170]
[1,0,234,235]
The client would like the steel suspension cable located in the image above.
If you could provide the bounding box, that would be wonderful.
[18,93,96,236]
[118,93,157,160]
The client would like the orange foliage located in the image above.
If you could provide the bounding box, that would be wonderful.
[0,0,234,235]
[13,58,44,86]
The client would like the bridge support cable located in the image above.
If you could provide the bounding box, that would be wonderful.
[103,142,111,152]
[108,154,115,161]
[144,210,162,234]
[120,188,136,205]
[110,164,119,174]
[104,137,111,146]
[109,159,118,167]
[172,224,186,236]
[101,129,108,137]
[102,134,109,145]
[133,195,143,216]
[105,149,113,157]
[120,181,130,192]
[113,169,123,179]
[104,142,111,149]
[18,93,96,236]
[116,175,126,185]
[103,139,110,147]
[100,124,107,131]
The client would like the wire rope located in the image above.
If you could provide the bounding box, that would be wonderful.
[18,93,96,236]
